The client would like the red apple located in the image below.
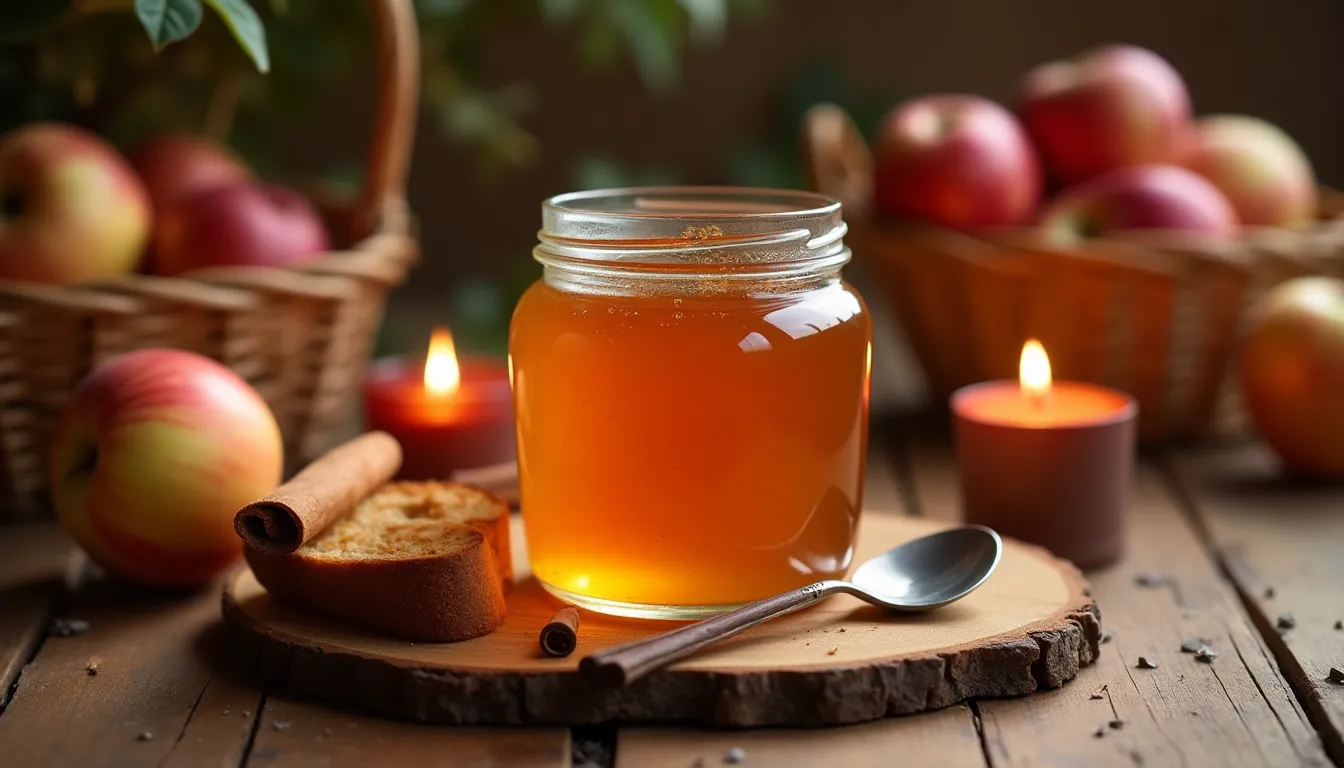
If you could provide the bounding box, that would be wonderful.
[0,122,150,283]
[1184,115,1317,228]
[130,132,252,212]
[1039,165,1238,244]
[48,348,284,588]
[1018,45,1192,186]
[1239,277,1344,479]
[872,95,1042,228]
[152,183,329,276]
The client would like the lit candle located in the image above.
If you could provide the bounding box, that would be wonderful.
[362,327,515,481]
[1019,339,1051,412]
[951,339,1138,569]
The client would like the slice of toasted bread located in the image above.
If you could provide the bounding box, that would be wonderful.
[244,481,512,643]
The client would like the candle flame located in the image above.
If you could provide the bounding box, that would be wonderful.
[424,327,461,397]
[1019,338,1052,406]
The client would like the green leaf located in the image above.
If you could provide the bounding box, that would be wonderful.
[609,2,676,91]
[135,0,204,51]
[202,0,270,73]
[675,0,726,40]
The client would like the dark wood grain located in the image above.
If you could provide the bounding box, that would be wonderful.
[617,705,987,768]
[160,660,267,768]
[1170,443,1344,765]
[903,433,1329,767]
[0,523,72,711]
[247,694,571,768]
[8,435,1341,767]
[0,567,264,767]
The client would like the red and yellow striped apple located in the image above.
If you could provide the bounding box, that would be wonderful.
[130,132,252,213]
[152,183,329,276]
[49,349,283,588]
[1239,277,1344,479]
[872,94,1042,228]
[1018,45,1192,186]
[0,122,151,283]
[1184,115,1317,228]
[1039,165,1238,245]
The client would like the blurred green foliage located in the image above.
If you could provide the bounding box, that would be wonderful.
[724,58,910,190]
[0,0,767,180]
[0,0,769,360]
[565,59,909,192]
[2,2,914,362]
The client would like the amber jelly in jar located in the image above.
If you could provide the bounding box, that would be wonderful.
[510,187,872,619]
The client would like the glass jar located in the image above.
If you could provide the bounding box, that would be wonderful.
[509,187,872,619]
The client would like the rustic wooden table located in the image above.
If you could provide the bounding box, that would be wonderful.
[1,419,1341,768]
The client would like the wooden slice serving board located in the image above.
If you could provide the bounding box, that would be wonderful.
[222,512,1100,727]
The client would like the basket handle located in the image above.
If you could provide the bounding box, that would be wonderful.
[800,103,873,220]
[352,0,421,241]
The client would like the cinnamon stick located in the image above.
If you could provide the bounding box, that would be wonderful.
[234,431,403,554]
[539,607,580,658]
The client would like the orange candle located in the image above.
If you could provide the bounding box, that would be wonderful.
[951,339,1137,569]
[362,327,515,481]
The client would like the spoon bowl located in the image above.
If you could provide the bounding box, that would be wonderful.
[848,525,1002,610]
[580,524,1004,687]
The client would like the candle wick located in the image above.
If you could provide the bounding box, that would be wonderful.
[1025,388,1049,412]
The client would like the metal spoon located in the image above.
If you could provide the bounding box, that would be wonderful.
[579,525,1003,686]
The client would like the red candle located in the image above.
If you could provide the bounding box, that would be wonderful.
[951,339,1137,569]
[363,327,516,481]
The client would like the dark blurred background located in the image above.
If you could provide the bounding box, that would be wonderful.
[8,0,1343,411]
[290,0,1344,410]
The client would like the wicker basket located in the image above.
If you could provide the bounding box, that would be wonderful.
[802,103,1344,443]
[0,0,422,519]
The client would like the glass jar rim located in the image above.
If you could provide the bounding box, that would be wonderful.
[536,186,848,271]
[543,186,842,222]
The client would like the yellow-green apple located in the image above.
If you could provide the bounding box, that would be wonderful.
[152,183,329,276]
[49,348,283,588]
[1184,115,1317,228]
[0,122,150,283]
[1239,277,1344,479]
[130,132,252,212]
[872,94,1041,228]
[1039,165,1238,244]
[1018,45,1192,186]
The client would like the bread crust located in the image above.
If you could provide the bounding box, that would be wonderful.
[244,482,510,643]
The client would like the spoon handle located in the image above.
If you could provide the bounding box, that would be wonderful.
[579,580,846,686]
